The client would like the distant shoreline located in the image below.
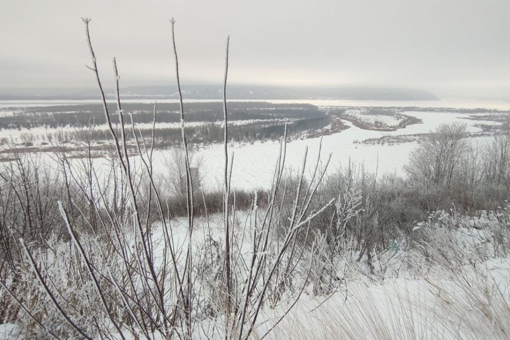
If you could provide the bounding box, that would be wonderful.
[0,98,508,110]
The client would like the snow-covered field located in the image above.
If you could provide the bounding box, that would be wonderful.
[0,98,509,339]
[182,108,500,191]
[16,102,492,192]
[0,98,507,201]
[0,98,506,192]
[0,100,510,191]
[341,108,407,128]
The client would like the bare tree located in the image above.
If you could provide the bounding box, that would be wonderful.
[483,130,510,187]
[406,122,469,189]
[162,147,202,197]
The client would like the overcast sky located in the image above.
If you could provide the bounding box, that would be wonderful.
[0,0,508,99]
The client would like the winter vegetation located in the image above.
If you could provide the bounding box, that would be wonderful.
[1,19,510,340]
[0,101,328,153]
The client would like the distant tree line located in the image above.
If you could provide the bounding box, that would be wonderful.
[26,117,329,147]
[0,102,323,128]
[0,102,329,146]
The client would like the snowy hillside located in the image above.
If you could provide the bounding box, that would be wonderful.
[0,98,509,339]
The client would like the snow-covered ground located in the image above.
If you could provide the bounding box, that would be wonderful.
[1,99,509,339]
[342,108,405,128]
[1,99,505,191]
[3,207,508,339]
[185,110,490,191]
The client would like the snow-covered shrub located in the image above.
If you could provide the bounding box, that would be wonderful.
[2,232,133,338]
[409,205,510,272]
[406,122,470,190]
